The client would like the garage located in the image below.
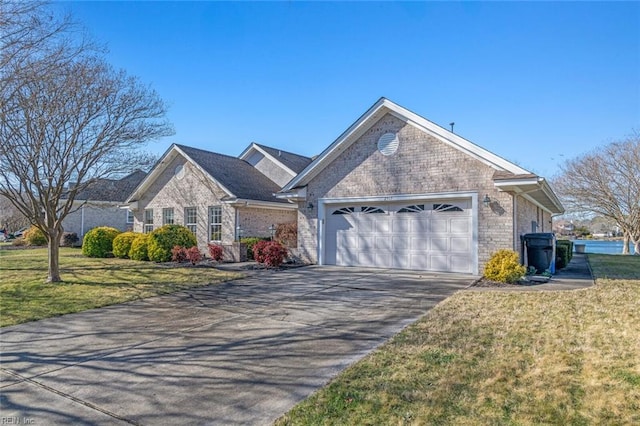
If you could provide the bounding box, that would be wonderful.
[324,199,474,273]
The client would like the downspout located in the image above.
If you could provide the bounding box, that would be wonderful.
[81,204,85,238]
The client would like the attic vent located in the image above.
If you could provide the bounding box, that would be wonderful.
[377,132,399,156]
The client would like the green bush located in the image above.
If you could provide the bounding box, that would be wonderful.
[82,226,121,258]
[556,239,573,267]
[241,237,269,260]
[24,226,47,246]
[147,225,197,262]
[484,249,526,284]
[129,234,150,261]
[112,232,140,259]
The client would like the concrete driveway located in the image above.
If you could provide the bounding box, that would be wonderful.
[0,266,472,425]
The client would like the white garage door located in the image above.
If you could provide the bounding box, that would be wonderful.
[325,200,473,273]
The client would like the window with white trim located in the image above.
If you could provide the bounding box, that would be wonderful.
[144,209,154,233]
[433,203,464,212]
[185,207,197,235]
[209,206,222,241]
[398,204,425,213]
[361,206,385,214]
[126,209,134,223]
[162,208,174,225]
[332,207,355,215]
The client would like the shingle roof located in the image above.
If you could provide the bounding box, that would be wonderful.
[254,143,313,174]
[75,170,147,202]
[175,144,287,203]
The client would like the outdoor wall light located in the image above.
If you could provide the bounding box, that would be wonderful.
[483,194,491,208]
[269,224,276,240]
[307,202,314,210]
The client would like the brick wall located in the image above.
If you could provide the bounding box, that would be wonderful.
[236,206,297,239]
[298,113,517,271]
[133,154,295,257]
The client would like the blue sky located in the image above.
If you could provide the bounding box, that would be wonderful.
[58,1,639,178]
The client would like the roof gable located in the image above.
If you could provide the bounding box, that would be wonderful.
[282,97,531,191]
[127,144,287,204]
[239,143,313,176]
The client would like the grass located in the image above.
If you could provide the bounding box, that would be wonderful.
[0,247,241,327]
[277,254,640,425]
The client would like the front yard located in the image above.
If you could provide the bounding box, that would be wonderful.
[0,247,240,327]
[277,254,640,425]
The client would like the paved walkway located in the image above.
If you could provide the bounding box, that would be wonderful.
[0,266,471,425]
[468,253,595,291]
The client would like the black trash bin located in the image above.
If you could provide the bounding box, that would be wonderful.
[522,233,556,274]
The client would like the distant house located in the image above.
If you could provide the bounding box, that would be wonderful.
[124,143,312,257]
[62,171,147,238]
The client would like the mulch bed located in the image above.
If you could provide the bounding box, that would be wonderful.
[470,277,548,288]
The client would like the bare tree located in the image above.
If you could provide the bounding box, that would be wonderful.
[553,133,640,255]
[0,195,30,233]
[0,1,173,281]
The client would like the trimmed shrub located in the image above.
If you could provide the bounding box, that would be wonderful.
[207,243,223,262]
[275,222,297,248]
[61,232,79,247]
[556,239,573,268]
[171,245,188,263]
[555,244,569,270]
[147,225,197,262]
[254,240,288,268]
[252,240,270,264]
[240,237,268,260]
[484,249,526,284]
[129,234,150,261]
[12,237,27,246]
[186,246,202,265]
[24,226,47,246]
[82,226,121,258]
[113,232,140,259]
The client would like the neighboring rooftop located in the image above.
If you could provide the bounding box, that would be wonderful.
[74,170,147,202]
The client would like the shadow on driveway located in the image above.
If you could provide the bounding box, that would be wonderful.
[0,266,472,425]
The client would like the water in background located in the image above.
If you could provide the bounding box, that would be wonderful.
[571,240,636,255]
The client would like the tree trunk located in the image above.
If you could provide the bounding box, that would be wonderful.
[622,233,630,254]
[47,228,62,282]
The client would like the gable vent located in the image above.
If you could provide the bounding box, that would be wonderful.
[377,132,399,156]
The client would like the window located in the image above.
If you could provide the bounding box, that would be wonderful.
[398,204,425,213]
[361,206,385,214]
[209,206,222,241]
[433,203,463,212]
[332,207,355,215]
[185,207,197,235]
[162,208,174,225]
[126,209,134,223]
[144,209,154,233]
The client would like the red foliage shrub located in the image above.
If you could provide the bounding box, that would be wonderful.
[171,246,187,263]
[252,240,269,264]
[207,243,223,262]
[254,240,288,268]
[186,246,202,265]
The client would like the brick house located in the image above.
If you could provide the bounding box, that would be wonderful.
[62,171,147,239]
[125,143,311,257]
[277,98,564,274]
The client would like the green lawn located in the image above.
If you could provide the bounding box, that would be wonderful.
[0,247,241,327]
[277,254,640,425]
